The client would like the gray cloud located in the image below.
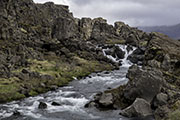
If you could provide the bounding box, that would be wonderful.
[34,0,180,27]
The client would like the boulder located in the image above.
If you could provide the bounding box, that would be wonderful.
[104,46,125,59]
[125,65,163,103]
[98,93,114,107]
[126,45,133,53]
[152,93,168,108]
[51,102,62,106]
[127,48,145,64]
[38,102,47,109]
[120,98,152,117]
[114,46,125,59]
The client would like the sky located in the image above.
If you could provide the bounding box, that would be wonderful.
[34,0,180,27]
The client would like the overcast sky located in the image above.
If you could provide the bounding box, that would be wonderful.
[34,0,180,27]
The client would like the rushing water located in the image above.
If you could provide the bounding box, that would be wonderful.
[0,45,137,120]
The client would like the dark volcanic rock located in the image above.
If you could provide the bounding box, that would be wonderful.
[127,47,145,65]
[38,102,47,109]
[90,65,163,112]
[125,65,163,103]
[51,101,62,106]
[104,45,125,59]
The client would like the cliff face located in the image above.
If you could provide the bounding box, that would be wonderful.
[0,0,148,103]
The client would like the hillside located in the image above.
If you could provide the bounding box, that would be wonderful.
[139,23,180,39]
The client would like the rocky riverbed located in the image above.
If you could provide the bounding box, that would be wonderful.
[0,0,180,120]
[0,45,141,120]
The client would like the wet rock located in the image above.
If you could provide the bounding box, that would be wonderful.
[104,46,125,59]
[13,110,21,116]
[127,48,145,64]
[52,102,62,106]
[120,98,152,117]
[114,46,125,59]
[50,85,58,91]
[98,93,114,107]
[126,45,133,53]
[84,101,97,108]
[104,71,110,74]
[38,102,47,109]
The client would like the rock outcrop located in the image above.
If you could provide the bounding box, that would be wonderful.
[1,1,180,120]
[0,0,149,103]
[87,33,180,119]
[120,98,153,118]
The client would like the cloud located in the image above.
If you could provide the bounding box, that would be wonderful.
[34,0,180,27]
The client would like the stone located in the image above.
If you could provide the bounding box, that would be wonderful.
[38,102,47,109]
[125,65,163,103]
[99,93,114,107]
[114,46,125,59]
[127,48,145,64]
[84,101,97,108]
[152,93,168,107]
[126,45,133,53]
[52,102,62,106]
[50,85,58,91]
[120,98,152,117]
[13,110,21,116]
[104,46,125,59]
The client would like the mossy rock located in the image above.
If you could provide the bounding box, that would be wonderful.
[168,110,180,120]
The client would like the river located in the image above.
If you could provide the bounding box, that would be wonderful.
[0,45,140,120]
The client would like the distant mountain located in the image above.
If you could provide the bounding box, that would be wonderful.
[139,23,180,39]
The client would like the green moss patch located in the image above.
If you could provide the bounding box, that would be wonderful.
[0,55,113,103]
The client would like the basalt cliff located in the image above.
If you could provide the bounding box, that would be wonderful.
[0,0,180,120]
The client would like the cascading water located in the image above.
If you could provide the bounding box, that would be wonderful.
[0,45,136,120]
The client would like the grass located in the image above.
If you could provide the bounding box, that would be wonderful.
[0,77,25,102]
[0,55,113,103]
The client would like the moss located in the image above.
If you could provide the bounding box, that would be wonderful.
[29,90,38,96]
[168,110,180,120]
[171,100,180,111]
[0,78,25,102]
[163,71,180,81]
[139,41,148,47]
[0,55,113,103]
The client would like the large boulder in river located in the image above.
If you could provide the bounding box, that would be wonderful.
[104,46,125,59]
[127,47,145,65]
[90,65,163,110]
[38,102,47,109]
[124,65,163,103]
[120,98,153,117]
